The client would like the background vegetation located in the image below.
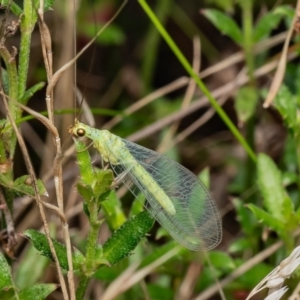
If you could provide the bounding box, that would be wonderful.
[0,0,300,299]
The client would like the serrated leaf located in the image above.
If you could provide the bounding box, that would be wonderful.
[100,211,154,265]
[202,9,243,45]
[10,284,57,300]
[257,153,294,221]
[234,87,258,124]
[0,252,14,291]
[247,203,285,233]
[23,229,84,271]
[254,10,282,42]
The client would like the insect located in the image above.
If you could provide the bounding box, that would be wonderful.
[70,120,222,251]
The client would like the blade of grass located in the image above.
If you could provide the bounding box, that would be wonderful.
[138,0,257,163]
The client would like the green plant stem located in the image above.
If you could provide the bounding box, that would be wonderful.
[85,204,100,274]
[240,0,257,194]
[0,46,18,158]
[244,116,256,198]
[77,202,101,298]
[241,0,255,86]
[18,0,34,103]
[0,47,18,115]
[75,276,89,300]
[138,0,257,163]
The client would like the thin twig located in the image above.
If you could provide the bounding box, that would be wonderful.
[1,95,69,300]
[127,48,298,143]
[157,36,201,153]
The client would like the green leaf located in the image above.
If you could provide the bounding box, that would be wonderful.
[93,169,114,201]
[0,172,12,186]
[74,138,94,185]
[232,198,255,236]
[282,134,298,173]
[21,82,45,104]
[76,182,94,203]
[257,153,294,221]
[228,238,252,253]
[79,23,125,46]
[273,5,296,28]
[100,211,154,265]
[23,229,84,271]
[205,0,235,12]
[129,193,146,217]
[148,283,174,300]
[282,171,299,187]
[0,252,14,291]
[208,251,236,272]
[140,241,184,268]
[102,191,127,231]
[247,203,286,233]
[234,87,258,124]
[198,168,210,189]
[75,137,114,203]
[274,85,297,132]
[42,0,55,11]
[11,284,57,300]
[1,68,9,95]
[13,176,47,197]
[0,175,47,197]
[0,0,23,16]
[15,243,50,289]
[202,9,243,45]
[73,248,86,271]
[253,10,282,42]
[1,0,55,16]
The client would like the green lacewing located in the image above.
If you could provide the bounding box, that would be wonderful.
[70,120,222,251]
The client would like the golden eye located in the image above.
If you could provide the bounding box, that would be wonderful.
[77,128,85,137]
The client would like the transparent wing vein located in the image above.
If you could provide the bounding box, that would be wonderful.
[108,138,222,251]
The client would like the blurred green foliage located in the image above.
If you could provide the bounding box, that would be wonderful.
[0,0,300,299]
